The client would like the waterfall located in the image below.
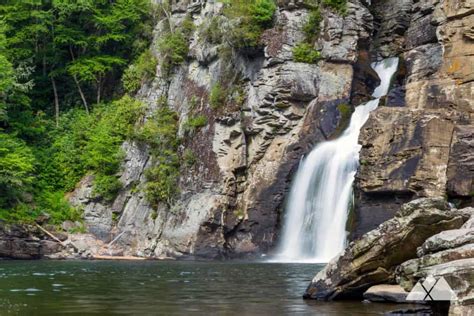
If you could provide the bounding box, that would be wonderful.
[275,58,399,263]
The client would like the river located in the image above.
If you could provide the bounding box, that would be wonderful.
[0,260,422,315]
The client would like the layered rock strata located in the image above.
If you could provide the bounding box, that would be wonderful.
[304,198,472,300]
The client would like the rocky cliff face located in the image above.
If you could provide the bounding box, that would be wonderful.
[353,0,474,239]
[69,0,473,259]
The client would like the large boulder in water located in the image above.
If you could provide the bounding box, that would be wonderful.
[303,197,471,300]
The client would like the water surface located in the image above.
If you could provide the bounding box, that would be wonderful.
[0,260,421,315]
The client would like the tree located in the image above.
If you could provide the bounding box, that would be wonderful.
[0,133,35,208]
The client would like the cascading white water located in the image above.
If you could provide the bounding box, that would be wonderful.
[275,58,399,263]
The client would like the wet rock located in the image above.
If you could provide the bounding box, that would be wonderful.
[40,240,62,256]
[0,223,63,259]
[363,284,409,303]
[304,198,469,300]
[384,307,433,315]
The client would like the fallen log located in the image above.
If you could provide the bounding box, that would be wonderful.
[92,255,146,261]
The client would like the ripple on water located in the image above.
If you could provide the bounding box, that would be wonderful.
[10,288,42,292]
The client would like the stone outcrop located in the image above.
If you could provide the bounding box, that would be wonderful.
[0,222,63,259]
[69,0,376,259]
[363,284,409,303]
[304,198,471,300]
[396,210,474,314]
[66,0,473,260]
[353,0,474,240]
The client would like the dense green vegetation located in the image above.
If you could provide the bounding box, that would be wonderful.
[133,99,180,207]
[293,43,321,63]
[0,0,153,225]
[222,0,277,50]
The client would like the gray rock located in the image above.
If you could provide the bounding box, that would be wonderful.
[363,284,409,303]
[304,198,469,300]
[0,223,63,259]
[397,244,474,290]
[418,229,474,256]
[411,259,474,305]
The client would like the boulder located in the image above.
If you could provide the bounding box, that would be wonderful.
[397,244,474,290]
[363,284,409,303]
[402,259,474,306]
[303,198,470,300]
[394,204,474,315]
[418,229,474,256]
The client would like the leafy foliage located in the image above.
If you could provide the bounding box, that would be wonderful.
[122,50,157,94]
[183,149,196,167]
[210,83,227,109]
[134,100,180,207]
[184,115,208,134]
[222,0,277,49]
[199,17,224,45]
[0,1,155,225]
[303,7,322,43]
[322,0,347,15]
[0,133,35,208]
[292,43,321,63]
[158,32,189,75]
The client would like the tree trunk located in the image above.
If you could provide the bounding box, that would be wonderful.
[96,76,102,105]
[69,46,89,114]
[51,77,60,126]
[73,75,89,114]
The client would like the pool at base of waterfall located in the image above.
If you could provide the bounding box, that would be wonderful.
[0,260,425,315]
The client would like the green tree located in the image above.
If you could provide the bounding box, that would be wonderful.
[0,133,35,208]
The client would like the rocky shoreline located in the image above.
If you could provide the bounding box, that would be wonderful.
[304,197,474,315]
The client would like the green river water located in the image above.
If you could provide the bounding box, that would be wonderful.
[0,260,424,315]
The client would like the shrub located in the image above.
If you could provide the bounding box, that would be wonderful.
[122,50,157,94]
[83,96,144,175]
[250,0,277,28]
[303,7,322,43]
[0,204,40,224]
[134,101,179,151]
[135,100,180,206]
[157,32,189,74]
[209,83,226,109]
[144,154,180,207]
[0,133,35,208]
[181,14,195,38]
[184,115,207,133]
[199,16,224,45]
[93,174,122,202]
[222,0,277,49]
[292,43,321,63]
[322,0,347,15]
[47,96,144,202]
[36,191,83,225]
[183,148,196,167]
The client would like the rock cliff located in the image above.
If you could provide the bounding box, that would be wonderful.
[68,0,473,259]
[353,0,474,239]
